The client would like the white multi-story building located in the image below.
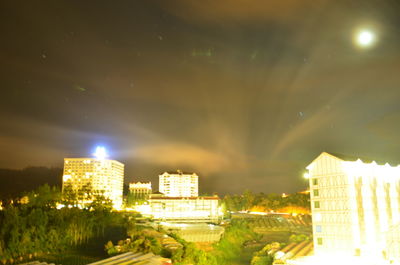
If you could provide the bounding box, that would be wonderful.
[62,155,124,209]
[159,170,198,197]
[306,152,400,264]
[130,170,221,222]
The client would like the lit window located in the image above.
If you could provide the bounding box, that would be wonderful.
[317,237,323,245]
[316,225,322,232]
[314,201,320,208]
[313,189,319,196]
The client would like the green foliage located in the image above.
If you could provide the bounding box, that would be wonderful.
[251,255,273,265]
[212,220,260,265]
[169,234,217,265]
[251,242,282,265]
[0,185,124,264]
[223,191,310,212]
[105,225,164,257]
[289,234,309,243]
[261,242,282,253]
[104,241,118,256]
[26,184,60,208]
[61,183,112,210]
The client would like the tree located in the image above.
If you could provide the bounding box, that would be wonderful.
[26,184,61,209]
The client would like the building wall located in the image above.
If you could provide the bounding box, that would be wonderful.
[63,158,124,209]
[129,182,152,200]
[386,224,400,262]
[307,152,400,262]
[307,153,354,256]
[148,197,220,222]
[159,171,198,197]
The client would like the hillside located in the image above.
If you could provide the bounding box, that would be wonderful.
[0,167,63,199]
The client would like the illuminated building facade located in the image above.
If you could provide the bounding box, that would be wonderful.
[128,181,152,201]
[306,152,400,263]
[130,170,221,222]
[159,170,198,197]
[148,195,220,222]
[62,157,124,209]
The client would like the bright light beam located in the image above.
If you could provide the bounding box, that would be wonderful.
[94,146,108,159]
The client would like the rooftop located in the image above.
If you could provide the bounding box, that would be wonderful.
[150,196,219,200]
[310,152,400,167]
[161,170,197,175]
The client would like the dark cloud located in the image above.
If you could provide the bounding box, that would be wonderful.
[158,0,329,24]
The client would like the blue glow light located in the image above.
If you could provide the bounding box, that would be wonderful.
[94,146,107,159]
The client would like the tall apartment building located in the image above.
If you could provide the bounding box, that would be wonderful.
[62,157,124,209]
[159,170,198,197]
[306,152,400,263]
[129,181,152,201]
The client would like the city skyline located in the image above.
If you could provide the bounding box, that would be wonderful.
[2,0,400,195]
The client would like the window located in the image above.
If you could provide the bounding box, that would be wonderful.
[316,225,322,232]
[314,213,322,222]
[314,201,320,208]
[317,237,323,245]
[312,178,318,185]
[313,189,319,196]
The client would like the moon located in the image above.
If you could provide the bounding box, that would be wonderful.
[355,30,375,48]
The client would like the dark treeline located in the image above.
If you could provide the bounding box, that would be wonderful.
[0,185,124,264]
[223,190,310,213]
[0,167,62,200]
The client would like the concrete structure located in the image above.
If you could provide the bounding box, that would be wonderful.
[147,194,220,222]
[159,222,224,242]
[87,251,171,265]
[62,157,124,209]
[306,152,400,264]
[159,170,198,197]
[129,181,152,201]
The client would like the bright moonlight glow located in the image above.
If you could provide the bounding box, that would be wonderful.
[356,30,375,47]
[94,146,108,159]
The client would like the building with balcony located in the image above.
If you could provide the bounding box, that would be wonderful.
[306,152,400,264]
[159,170,198,197]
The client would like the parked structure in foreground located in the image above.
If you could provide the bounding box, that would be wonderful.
[62,147,124,209]
[305,152,400,264]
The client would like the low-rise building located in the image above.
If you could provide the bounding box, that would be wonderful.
[147,194,221,222]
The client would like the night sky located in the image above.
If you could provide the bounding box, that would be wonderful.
[1,0,400,195]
